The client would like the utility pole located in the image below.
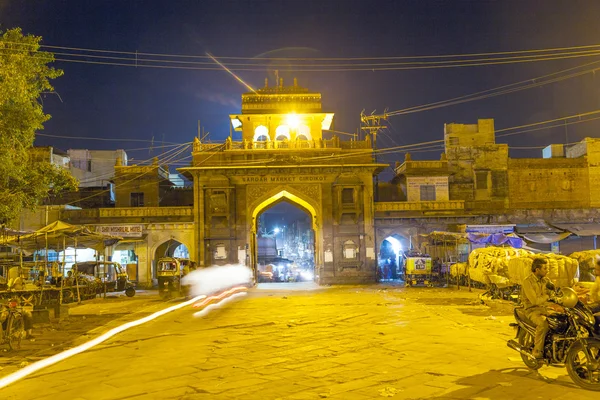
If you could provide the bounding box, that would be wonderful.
[360,110,388,201]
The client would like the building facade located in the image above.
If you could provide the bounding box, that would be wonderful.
[18,82,600,286]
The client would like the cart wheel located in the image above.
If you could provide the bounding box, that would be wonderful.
[7,313,24,351]
[125,287,136,297]
[62,290,74,304]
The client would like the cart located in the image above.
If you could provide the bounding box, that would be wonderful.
[405,256,434,287]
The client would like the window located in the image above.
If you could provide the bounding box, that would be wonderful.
[419,185,436,201]
[130,192,144,207]
[87,160,92,172]
[448,137,459,146]
[253,125,269,141]
[275,125,290,141]
[214,244,227,259]
[343,240,358,259]
[342,188,354,204]
[475,171,489,189]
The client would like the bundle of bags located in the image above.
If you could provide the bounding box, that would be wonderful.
[450,262,468,278]
[567,250,600,282]
[507,253,579,287]
[467,247,532,286]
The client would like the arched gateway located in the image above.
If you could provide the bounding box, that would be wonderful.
[180,79,386,284]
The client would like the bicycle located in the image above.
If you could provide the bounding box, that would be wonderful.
[0,299,25,350]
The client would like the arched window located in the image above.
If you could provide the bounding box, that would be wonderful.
[297,124,311,140]
[275,125,291,141]
[253,125,270,142]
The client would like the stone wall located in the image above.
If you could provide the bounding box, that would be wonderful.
[508,158,589,209]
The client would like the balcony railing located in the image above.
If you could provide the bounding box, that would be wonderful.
[60,207,194,222]
[375,200,464,212]
[194,138,372,152]
[394,160,448,175]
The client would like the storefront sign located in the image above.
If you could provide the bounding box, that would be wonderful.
[240,175,327,183]
[96,225,143,237]
[466,224,515,234]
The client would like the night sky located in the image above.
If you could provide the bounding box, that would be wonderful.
[3,0,600,179]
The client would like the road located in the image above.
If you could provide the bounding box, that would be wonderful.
[1,284,598,399]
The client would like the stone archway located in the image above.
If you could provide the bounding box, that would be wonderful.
[377,233,410,281]
[248,188,322,283]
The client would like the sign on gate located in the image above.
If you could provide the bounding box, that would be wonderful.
[96,225,143,237]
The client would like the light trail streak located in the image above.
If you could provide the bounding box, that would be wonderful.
[192,285,249,309]
[0,286,247,390]
[206,52,257,93]
[193,292,248,318]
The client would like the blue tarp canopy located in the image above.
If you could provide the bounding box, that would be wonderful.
[467,233,523,248]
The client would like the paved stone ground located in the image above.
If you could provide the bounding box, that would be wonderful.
[1,284,599,399]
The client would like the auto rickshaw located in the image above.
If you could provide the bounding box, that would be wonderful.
[156,257,195,299]
[404,255,434,287]
[71,261,136,297]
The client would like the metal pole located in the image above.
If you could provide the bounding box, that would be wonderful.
[75,238,81,304]
[59,236,65,304]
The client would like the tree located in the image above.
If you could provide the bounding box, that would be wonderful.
[0,28,77,224]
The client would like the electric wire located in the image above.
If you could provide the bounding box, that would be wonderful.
[5,46,600,67]
[4,45,600,71]
[386,60,600,117]
[46,52,600,72]
[35,132,182,144]
[5,39,600,60]
[66,143,192,205]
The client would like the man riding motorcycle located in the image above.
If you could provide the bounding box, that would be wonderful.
[521,257,554,359]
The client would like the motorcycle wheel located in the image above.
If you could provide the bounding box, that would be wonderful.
[7,313,24,351]
[517,329,541,370]
[566,339,600,391]
[125,287,136,297]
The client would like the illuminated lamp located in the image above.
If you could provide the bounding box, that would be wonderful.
[286,113,300,130]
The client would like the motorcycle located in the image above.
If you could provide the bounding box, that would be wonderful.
[0,298,25,350]
[507,286,600,391]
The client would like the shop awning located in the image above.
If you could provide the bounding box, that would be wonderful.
[521,232,571,244]
[4,220,121,251]
[115,235,147,245]
[551,223,600,236]
[515,222,563,234]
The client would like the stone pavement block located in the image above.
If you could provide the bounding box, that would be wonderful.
[307,366,341,379]
[278,391,324,400]
[195,358,239,371]
[193,376,269,392]
[144,385,201,399]
[107,366,200,388]
[322,377,381,395]
[293,378,336,389]
[327,391,374,400]
[283,360,341,372]
[326,368,376,383]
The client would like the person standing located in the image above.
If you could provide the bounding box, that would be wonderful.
[588,256,600,314]
[521,258,554,359]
